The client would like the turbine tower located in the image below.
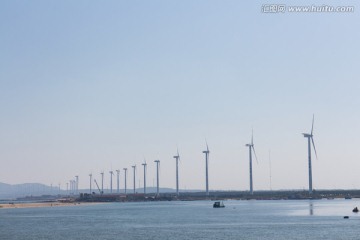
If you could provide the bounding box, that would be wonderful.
[116,170,120,193]
[141,162,147,195]
[202,143,210,196]
[245,130,258,195]
[173,149,180,196]
[100,172,104,194]
[132,165,136,194]
[89,174,92,194]
[123,168,128,194]
[75,176,79,195]
[303,115,318,194]
[154,160,160,197]
[109,170,114,193]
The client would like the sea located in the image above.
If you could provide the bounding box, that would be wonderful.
[1,199,359,240]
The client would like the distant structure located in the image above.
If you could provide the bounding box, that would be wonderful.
[100,172,104,194]
[66,182,69,194]
[89,173,92,194]
[154,160,160,196]
[116,170,120,193]
[109,170,114,193]
[141,162,147,194]
[245,130,258,195]
[302,115,318,194]
[123,168,128,194]
[69,180,73,194]
[132,165,136,194]
[173,149,180,196]
[75,176,79,195]
[202,143,210,196]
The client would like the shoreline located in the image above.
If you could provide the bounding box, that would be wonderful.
[0,201,101,209]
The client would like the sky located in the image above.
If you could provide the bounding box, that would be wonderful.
[0,0,359,191]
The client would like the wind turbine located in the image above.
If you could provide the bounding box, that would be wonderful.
[154,160,160,197]
[75,176,79,195]
[109,170,114,193]
[202,142,210,196]
[116,170,120,193]
[132,165,136,194]
[100,172,104,194]
[245,129,258,195]
[303,115,318,194]
[173,148,180,196]
[89,173,92,194]
[123,168,128,194]
[141,161,147,195]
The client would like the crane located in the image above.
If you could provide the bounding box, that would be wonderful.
[94,179,103,194]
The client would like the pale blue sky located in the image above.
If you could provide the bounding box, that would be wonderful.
[1,0,359,191]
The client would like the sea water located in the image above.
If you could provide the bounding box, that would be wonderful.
[1,199,359,240]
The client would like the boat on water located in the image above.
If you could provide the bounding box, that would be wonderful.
[213,201,225,208]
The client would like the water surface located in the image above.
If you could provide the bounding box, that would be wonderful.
[1,199,359,240]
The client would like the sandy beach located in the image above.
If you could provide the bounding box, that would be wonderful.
[0,202,99,209]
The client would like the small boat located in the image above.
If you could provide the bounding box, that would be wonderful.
[353,207,359,213]
[213,201,225,208]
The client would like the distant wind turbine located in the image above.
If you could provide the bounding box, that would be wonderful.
[202,142,210,196]
[141,161,147,195]
[89,173,92,194]
[245,129,258,195]
[75,176,79,195]
[100,172,104,194]
[109,170,114,193]
[123,168,128,194]
[132,165,136,194]
[154,160,160,197]
[303,115,318,194]
[116,170,120,193]
[173,148,180,196]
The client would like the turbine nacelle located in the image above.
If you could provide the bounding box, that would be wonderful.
[303,133,312,138]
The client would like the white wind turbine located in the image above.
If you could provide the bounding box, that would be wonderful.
[154,160,160,197]
[100,172,104,194]
[141,161,147,195]
[89,173,92,194]
[245,129,258,195]
[123,168,128,194]
[109,170,114,193]
[302,115,318,194]
[116,170,120,194]
[173,148,180,197]
[202,142,210,196]
[132,165,136,194]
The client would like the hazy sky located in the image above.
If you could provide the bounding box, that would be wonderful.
[1,1,359,191]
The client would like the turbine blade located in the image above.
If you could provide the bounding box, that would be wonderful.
[311,136,318,159]
[206,139,209,152]
[311,114,314,135]
[252,146,259,164]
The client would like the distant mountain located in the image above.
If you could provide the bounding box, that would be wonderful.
[0,182,60,199]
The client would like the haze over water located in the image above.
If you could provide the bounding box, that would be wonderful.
[1,200,360,239]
